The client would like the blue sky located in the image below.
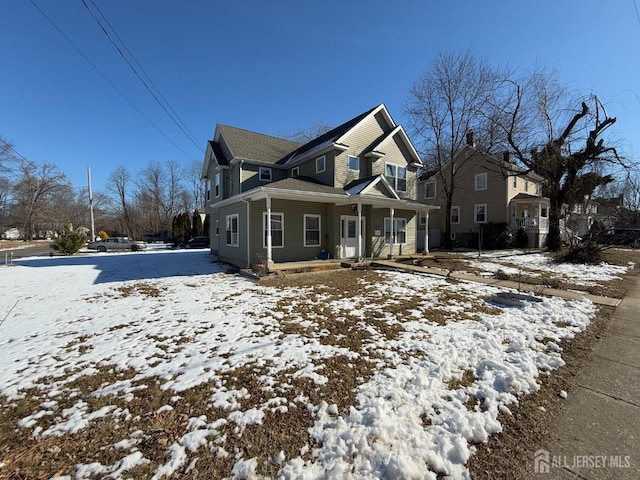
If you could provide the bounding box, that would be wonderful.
[1,1,639,192]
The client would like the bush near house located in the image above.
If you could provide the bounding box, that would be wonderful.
[515,227,529,248]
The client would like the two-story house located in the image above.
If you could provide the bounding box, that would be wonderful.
[419,135,550,248]
[201,104,438,268]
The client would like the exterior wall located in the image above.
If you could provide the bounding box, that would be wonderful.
[423,149,513,245]
[335,111,389,188]
[214,202,249,267]
[506,174,543,202]
[370,208,418,257]
[240,163,286,193]
[249,199,330,263]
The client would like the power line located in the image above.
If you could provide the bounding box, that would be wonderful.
[634,0,640,26]
[85,0,202,151]
[81,0,203,152]
[28,0,197,161]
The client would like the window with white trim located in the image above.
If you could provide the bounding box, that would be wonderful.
[263,212,284,248]
[348,155,359,172]
[474,172,487,191]
[419,212,426,225]
[259,167,272,182]
[451,206,460,224]
[524,179,529,192]
[474,204,487,223]
[316,156,326,173]
[304,214,321,247]
[384,217,406,244]
[226,214,238,246]
[424,180,436,199]
[291,167,299,177]
[512,176,517,188]
[385,163,407,192]
[214,173,221,198]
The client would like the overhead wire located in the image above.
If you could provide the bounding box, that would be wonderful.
[81,0,203,152]
[28,0,196,161]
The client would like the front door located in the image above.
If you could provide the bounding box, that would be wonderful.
[340,216,364,258]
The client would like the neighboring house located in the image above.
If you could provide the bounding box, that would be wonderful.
[563,200,599,239]
[1,228,21,240]
[201,104,438,268]
[418,136,550,248]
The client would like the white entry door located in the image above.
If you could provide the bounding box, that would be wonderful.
[340,216,364,258]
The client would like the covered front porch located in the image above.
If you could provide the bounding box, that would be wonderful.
[509,193,550,248]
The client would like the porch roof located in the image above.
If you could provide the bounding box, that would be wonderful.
[210,177,439,212]
[510,193,550,205]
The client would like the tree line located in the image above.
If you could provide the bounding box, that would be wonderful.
[0,143,206,242]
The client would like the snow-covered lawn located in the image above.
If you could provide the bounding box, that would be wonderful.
[462,250,631,286]
[0,250,632,479]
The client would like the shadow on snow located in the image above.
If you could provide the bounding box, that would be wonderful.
[12,249,227,284]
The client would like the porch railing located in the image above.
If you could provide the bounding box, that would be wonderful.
[512,217,548,230]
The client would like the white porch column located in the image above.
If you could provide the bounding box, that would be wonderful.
[389,207,395,258]
[357,202,363,261]
[266,195,272,263]
[424,212,430,254]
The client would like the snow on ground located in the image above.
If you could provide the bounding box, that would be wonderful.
[463,250,632,285]
[0,250,628,479]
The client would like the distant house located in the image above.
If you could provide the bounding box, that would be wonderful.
[1,228,21,240]
[418,136,550,248]
[201,104,438,268]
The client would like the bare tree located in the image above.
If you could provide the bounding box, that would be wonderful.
[107,166,137,238]
[498,71,624,250]
[282,120,333,144]
[12,161,70,239]
[405,50,508,249]
[183,159,206,213]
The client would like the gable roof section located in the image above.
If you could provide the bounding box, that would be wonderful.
[216,124,302,164]
[344,175,400,199]
[363,125,423,166]
[279,104,385,166]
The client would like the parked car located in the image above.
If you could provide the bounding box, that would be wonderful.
[597,228,640,247]
[143,233,173,243]
[87,237,147,252]
[180,236,210,249]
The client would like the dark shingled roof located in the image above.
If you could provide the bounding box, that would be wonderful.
[276,106,378,165]
[217,125,302,164]
[257,177,345,196]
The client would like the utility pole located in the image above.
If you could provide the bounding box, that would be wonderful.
[87,167,95,241]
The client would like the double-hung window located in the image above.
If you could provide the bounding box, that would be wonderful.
[304,214,321,247]
[259,167,272,182]
[348,155,359,172]
[451,206,460,224]
[474,204,487,223]
[385,164,407,192]
[263,212,284,248]
[474,172,487,191]
[226,214,239,246]
[424,180,436,199]
[214,172,221,198]
[384,217,406,244]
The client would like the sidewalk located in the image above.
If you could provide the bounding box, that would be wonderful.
[525,274,640,479]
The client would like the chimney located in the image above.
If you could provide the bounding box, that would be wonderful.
[503,151,510,163]
[466,130,475,147]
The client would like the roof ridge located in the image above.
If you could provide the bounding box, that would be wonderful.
[218,124,302,146]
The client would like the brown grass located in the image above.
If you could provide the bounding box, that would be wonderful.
[2,251,637,479]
